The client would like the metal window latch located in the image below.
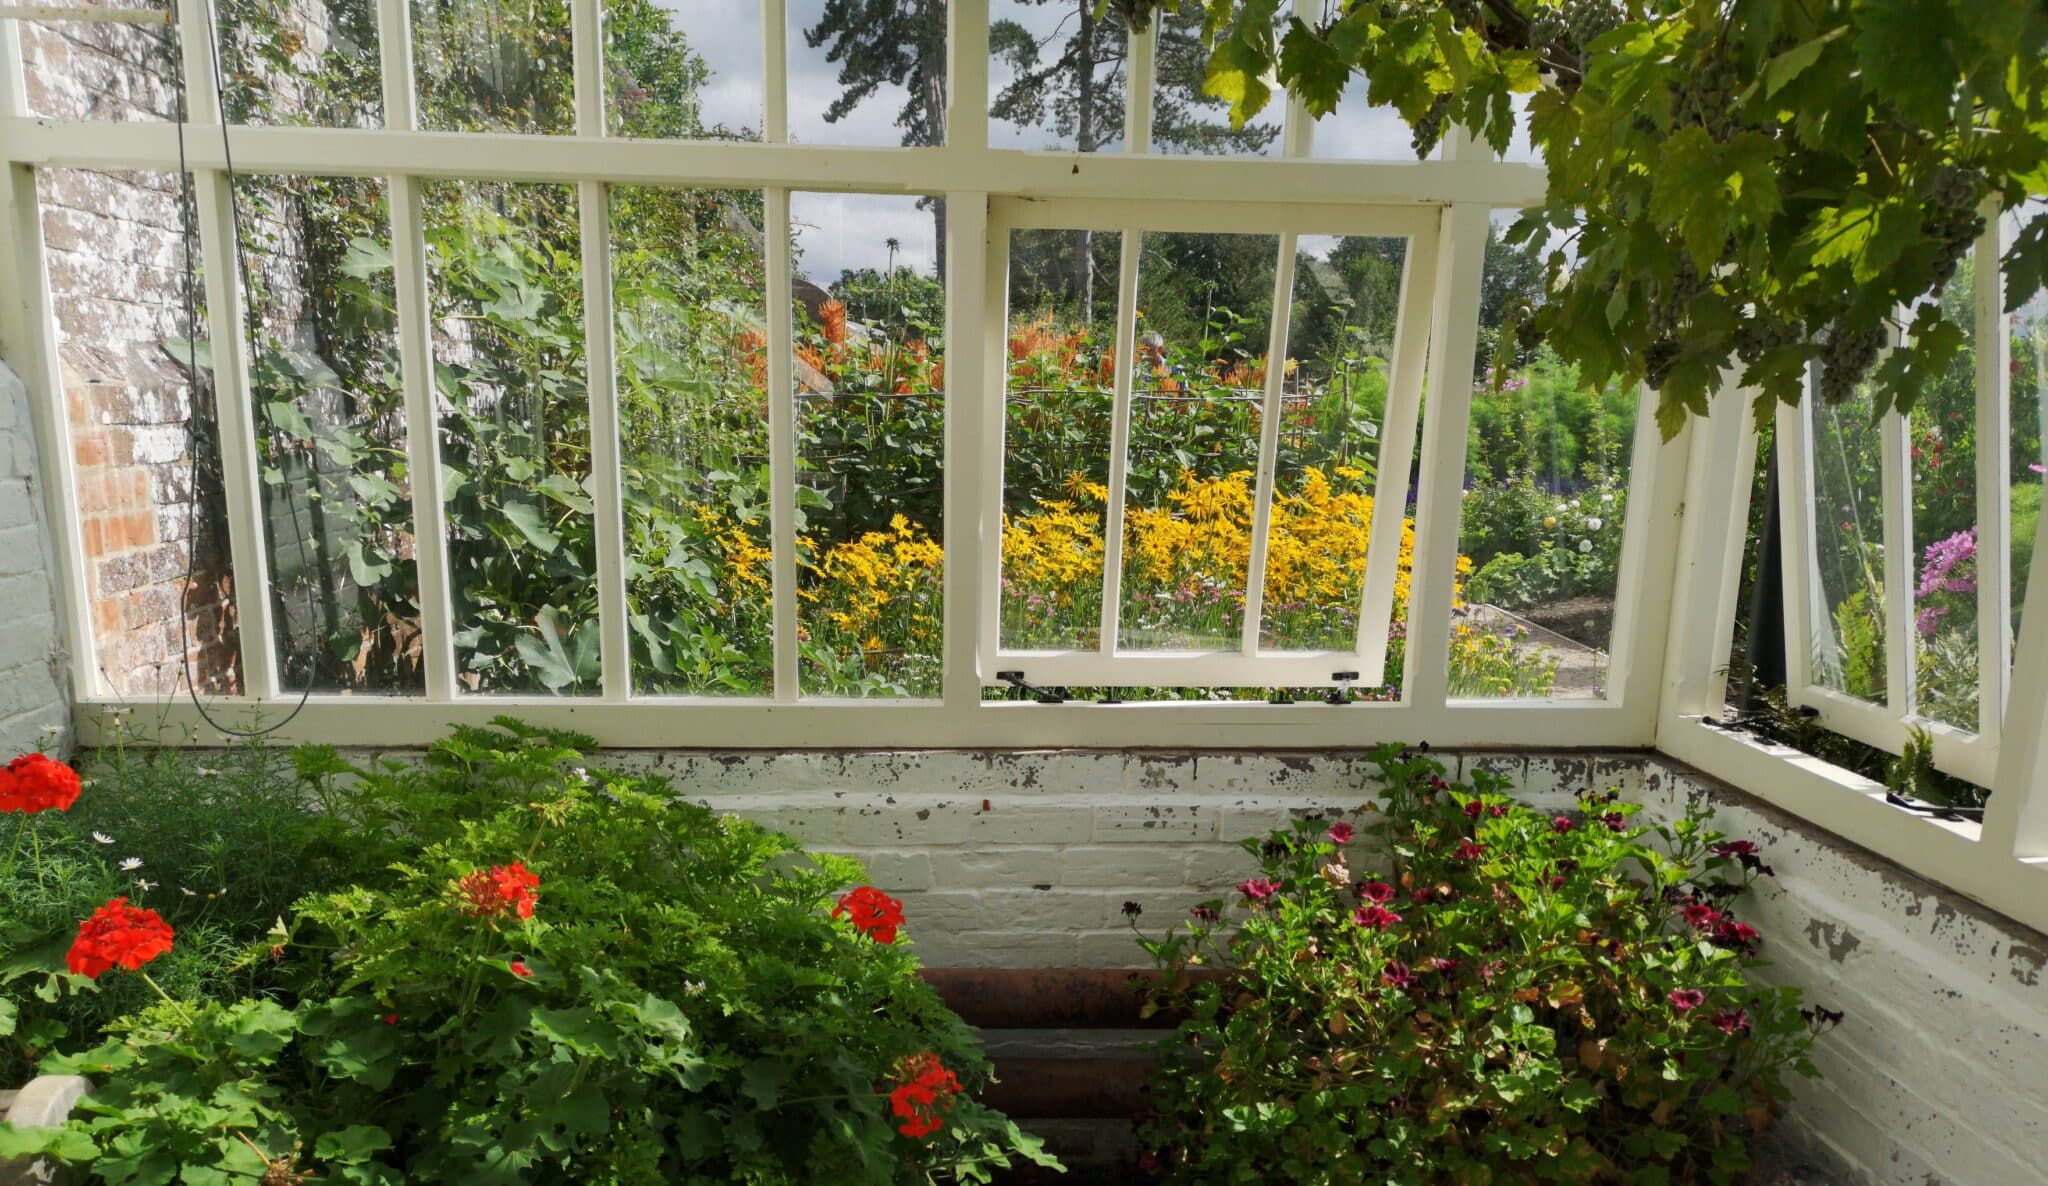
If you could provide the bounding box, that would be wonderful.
[995,671,1066,704]
[1325,671,1360,705]
[1883,792,1986,822]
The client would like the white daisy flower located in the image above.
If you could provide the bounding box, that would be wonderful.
[135,879,157,892]
[92,831,115,845]
[180,886,197,897]
[119,857,143,871]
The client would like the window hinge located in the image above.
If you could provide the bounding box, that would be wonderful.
[1325,671,1360,704]
[995,671,1067,704]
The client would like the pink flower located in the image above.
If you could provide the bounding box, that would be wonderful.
[1463,800,1484,820]
[1237,878,1278,902]
[1602,812,1627,832]
[1454,839,1485,861]
[1713,1009,1752,1034]
[1325,821,1355,845]
[1552,815,1574,834]
[1681,904,1722,929]
[1360,880,1396,904]
[1668,988,1706,1012]
[1381,960,1418,990]
[1352,904,1403,931]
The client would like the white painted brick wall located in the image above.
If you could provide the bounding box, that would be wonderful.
[0,364,70,755]
[594,746,2046,1186]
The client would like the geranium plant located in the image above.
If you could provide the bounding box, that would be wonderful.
[0,721,1055,1185]
[1136,743,1831,1186]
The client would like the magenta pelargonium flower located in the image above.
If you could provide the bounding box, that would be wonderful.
[1352,904,1403,931]
[1915,528,1977,637]
[1668,988,1706,1012]
[1326,821,1355,845]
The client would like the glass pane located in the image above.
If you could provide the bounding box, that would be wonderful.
[18,10,180,122]
[606,0,761,139]
[1151,5,1282,157]
[612,185,774,694]
[1308,73,1416,162]
[1909,264,1980,731]
[422,181,595,694]
[2010,201,2048,657]
[41,168,241,696]
[218,0,384,126]
[1117,231,1279,651]
[989,0,1127,152]
[790,193,946,695]
[1257,235,1408,653]
[999,227,1121,650]
[1808,387,1888,703]
[412,0,575,134]
[786,0,945,147]
[237,174,420,693]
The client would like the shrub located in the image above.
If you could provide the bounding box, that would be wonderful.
[0,722,1055,1185]
[1136,744,1827,1186]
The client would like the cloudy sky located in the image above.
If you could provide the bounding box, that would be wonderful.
[643,1,1526,280]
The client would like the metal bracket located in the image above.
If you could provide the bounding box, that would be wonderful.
[1324,671,1359,705]
[995,670,1067,705]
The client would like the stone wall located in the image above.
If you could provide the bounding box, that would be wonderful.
[0,365,71,755]
[581,747,2047,1186]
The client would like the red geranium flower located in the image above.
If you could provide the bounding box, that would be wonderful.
[1462,800,1484,819]
[887,1052,962,1139]
[1552,815,1574,833]
[458,861,541,920]
[833,885,906,944]
[1359,880,1396,904]
[1325,821,1355,845]
[1602,811,1628,832]
[1236,877,1279,902]
[1352,904,1403,931]
[0,753,82,814]
[65,898,174,979]
[1454,839,1485,861]
[1668,988,1706,1012]
[1681,903,1722,929]
[509,960,532,977]
[1713,1008,1752,1034]
[1381,960,1418,990]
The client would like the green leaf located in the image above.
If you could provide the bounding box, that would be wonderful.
[1855,0,1958,127]
[498,500,561,551]
[1761,34,1836,98]
[315,1125,394,1164]
[740,1059,788,1108]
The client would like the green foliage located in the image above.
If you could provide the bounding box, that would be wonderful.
[1156,0,2048,434]
[1136,743,1824,1186]
[0,723,1057,1185]
[1827,588,1885,701]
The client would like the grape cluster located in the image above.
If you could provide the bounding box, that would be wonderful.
[1528,7,1567,54]
[1672,51,1741,138]
[1563,0,1621,48]
[1733,315,1803,365]
[1644,335,1682,388]
[1646,257,1708,340]
[1814,322,1886,406]
[1921,165,1988,292]
[1411,94,1451,158]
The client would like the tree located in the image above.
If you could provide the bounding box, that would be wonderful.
[1157,0,2048,437]
[802,0,950,273]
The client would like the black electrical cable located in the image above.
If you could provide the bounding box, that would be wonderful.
[171,0,313,738]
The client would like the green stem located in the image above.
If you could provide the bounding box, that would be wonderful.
[139,972,196,1027]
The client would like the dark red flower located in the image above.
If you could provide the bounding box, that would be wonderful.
[1352,904,1403,931]
[1602,812,1628,832]
[1381,960,1418,990]
[887,1052,962,1139]
[1325,821,1355,845]
[1714,919,1761,952]
[1237,877,1279,902]
[1712,840,1759,858]
[1454,839,1485,861]
[1488,804,1508,818]
[1463,800,1484,819]
[1360,880,1396,904]
[1190,905,1221,923]
[1681,903,1722,929]
[458,861,540,920]
[1552,815,1574,834]
[833,886,907,944]
[1668,988,1706,1012]
[383,1013,399,1025]
[0,753,82,814]
[1427,956,1458,973]
[1409,885,1433,904]
[1713,1009,1752,1034]
[65,898,174,979]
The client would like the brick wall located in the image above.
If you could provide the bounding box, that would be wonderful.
[0,365,71,755]
[565,747,2045,1186]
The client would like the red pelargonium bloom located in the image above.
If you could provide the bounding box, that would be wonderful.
[833,886,906,944]
[1352,904,1403,931]
[0,753,82,814]
[1668,988,1706,1012]
[1359,880,1396,904]
[1713,1009,1752,1034]
[509,960,532,977]
[1602,811,1628,832]
[887,1052,962,1139]
[1325,821,1355,845]
[66,897,174,979]
[1462,800,1484,820]
[1681,903,1722,929]
[1236,877,1279,902]
[1454,839,1485,861]
[1552,815,1575,834]
[1381,960,1419,990]
[459,861,541,920]
[1711,840,1759,858]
